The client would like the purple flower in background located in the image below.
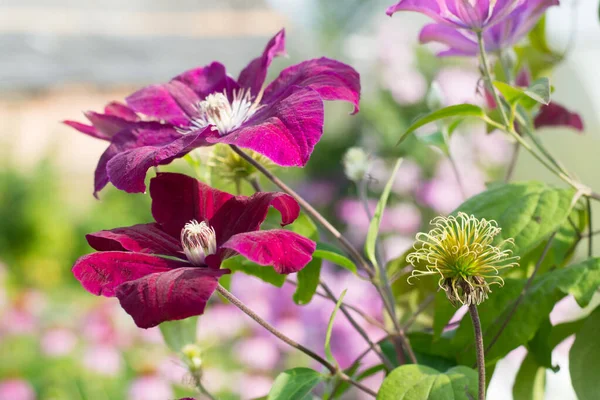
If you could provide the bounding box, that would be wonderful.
[418,0,559,56]
[0,380,36,400]
[72,173,315,328]
[386,0,525,31]
[64,29,361,195]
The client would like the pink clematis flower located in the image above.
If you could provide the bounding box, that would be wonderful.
[72,173,316,328]
[64,29,360,195]
[418,0,559,56]
[386,0,525,31]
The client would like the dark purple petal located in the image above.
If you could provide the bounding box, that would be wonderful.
[386,0,443,21]
[150,172,234,237]
[238,29,286,96]
[126,81,199,126]
[94,124,181,196]
[206,86,324,167]
[515,66,532,87]
[419,23,478,55]
[534,103,584,132]
[104,102,139,121]
[84,112,137,139]
[72,251,185,297]
[209,190,301,247]
[86,223,182,257]
[63,120,105,140]
[173,62,238,100]
[106,127,208,194]
[116,267,228,328]
[221,230,316,274]
[264,57,360,114]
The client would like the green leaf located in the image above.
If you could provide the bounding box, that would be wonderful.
[454,181,576,256]
[570,307,600,400]
[313,242,357,274]
[159,317,198,352]
[416,131,449,155]
[433,290,457,339]
[451,258,600,364]
[493,79,551,109]
[513,352,546,400]
[267,368,324,400]
[290,214,322,305]
[325,289,347,364]
[527,318,557,371]
[365,158,402,268]
[377,365,477,400]
[493,81,525,104]
[396,104,486,145]
[222,256,286,287]
[524,78,551,105]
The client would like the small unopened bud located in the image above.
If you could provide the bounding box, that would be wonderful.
[426,81,445,111]
[343,147,370,182]
[182,344,203,370]
[181,220,217,266]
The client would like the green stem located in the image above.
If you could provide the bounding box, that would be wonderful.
[469,304,486,400]
[587,197,593,257]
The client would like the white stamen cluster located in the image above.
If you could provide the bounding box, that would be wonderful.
[181,220,217,266]
[184,89,259,136]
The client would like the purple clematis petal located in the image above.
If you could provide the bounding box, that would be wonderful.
[116,267,228,328]
[106,127,208,193]
[94,124,182,196]
[419,23,478,54]
[104,101,139,121]
[72,251,185,297]
[204,86,324,167]
[534,102,584,132]
[264,57,361,114]
[173,61,238,100]
[221,230,316,274]
[386,0,444,22]
[126,81,199,126]
[238,29,286,96]
[86,223,183,258]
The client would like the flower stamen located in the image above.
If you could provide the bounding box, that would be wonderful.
[181,220,217,266]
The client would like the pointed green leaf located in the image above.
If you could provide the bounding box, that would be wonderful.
[268,368,324,400]
[365,159,402,268]
[313,243,357,274]
[570,307,600,400]
[325,289,347,364]
[396,105,486,145]
[513,352,546,400]
[377,365,478,400]
[524,78,551,105]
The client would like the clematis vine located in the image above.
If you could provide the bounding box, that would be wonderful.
[418,0,559,56]
[386,0,525,31]
[72,172,316,328]
[64,29,360,195]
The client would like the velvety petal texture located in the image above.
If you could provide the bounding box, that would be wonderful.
[65,29,361,194]
[221,230,316,274]
[534,103,584,132]
[72,172,314,328]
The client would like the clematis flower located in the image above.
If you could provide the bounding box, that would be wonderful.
[407,213,519,306]
[386,0,525,31]
[417,0,558,56]
[72,172,316,328]
[64,29,360,195]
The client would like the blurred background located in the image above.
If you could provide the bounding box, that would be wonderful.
[1,0,599,399]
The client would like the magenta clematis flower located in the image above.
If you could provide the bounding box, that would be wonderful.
[418,0,558,56]
[72,173,316,328]
[64,29,360,195]
[386,0,525,31]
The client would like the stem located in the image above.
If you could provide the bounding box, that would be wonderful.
[469,304,486,400]
[320,282,395,370]
[248,176,262,192]
[229,145,374,277]
[485,232,557,353]
[504,143,519,182]
[448,154,467,199]
[191,372,217,400]
[587,197,593,257]
[216,285,376,397]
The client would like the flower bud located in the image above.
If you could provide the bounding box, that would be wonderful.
[343,147,370,182]
[182,344,203,371]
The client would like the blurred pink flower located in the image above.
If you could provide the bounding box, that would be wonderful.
[369,158,422,195]
[0,379,36,400]
[296,181,336,206]
[2,310,37,335]
[41,328,77,357]
[435,67,482,106]
[382,235,416,262]
[199,304,247,340]
[82,345,123,376]
[238,375,273,400]
[128,375,173,400]
[235,337,280,371]
[158,356,189,384]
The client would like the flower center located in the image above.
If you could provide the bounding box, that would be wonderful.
[186,89,259,136]
[180,220,217,266]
